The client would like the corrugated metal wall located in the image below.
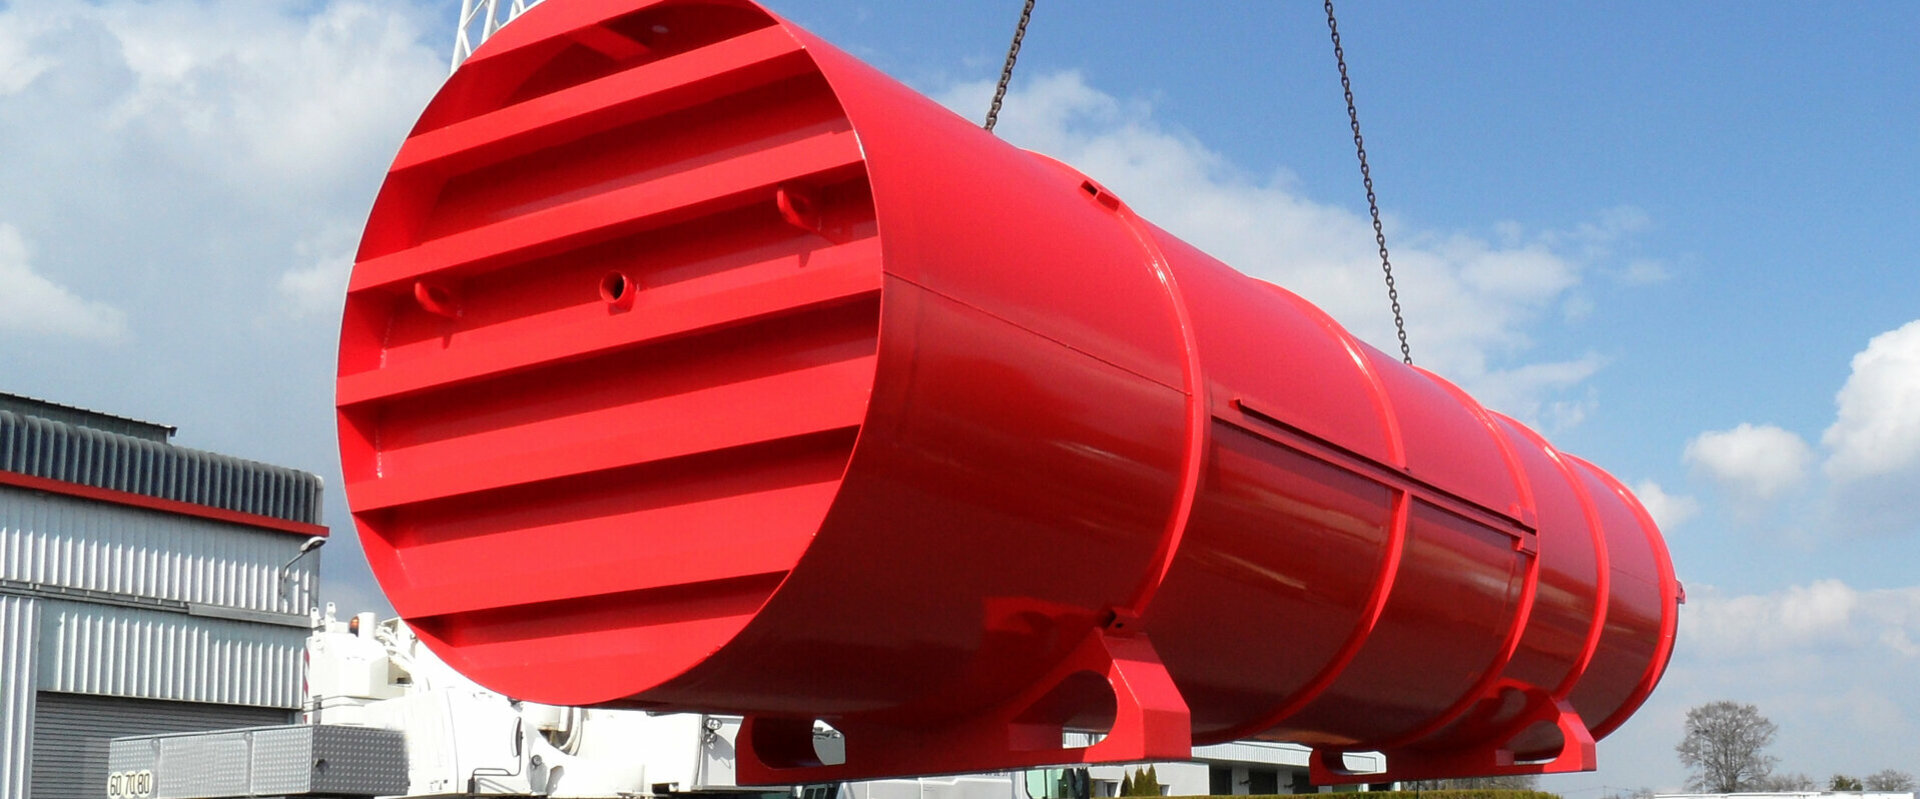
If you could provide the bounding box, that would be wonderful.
[0,410,322,525]
[1,402,323,799]
[31,693,291,799]
[0,595,38,799]
[38,601,303,709]
[0,487,315,615]
[0,394,171,443]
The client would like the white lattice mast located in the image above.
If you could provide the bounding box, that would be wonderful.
[452,0,549,72]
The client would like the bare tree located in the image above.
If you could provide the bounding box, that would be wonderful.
[1865,770,1916,791]
[1759,773,1816,791]
[1676,701,1779,792]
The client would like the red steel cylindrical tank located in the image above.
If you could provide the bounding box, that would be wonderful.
[336,0,1681,784]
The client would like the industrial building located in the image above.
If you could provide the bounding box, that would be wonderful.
[0,393,326,799]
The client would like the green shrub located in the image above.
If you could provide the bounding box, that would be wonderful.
[1124,766,1165,796]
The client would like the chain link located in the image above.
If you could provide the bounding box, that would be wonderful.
[1325,0,1412,366]
[984,0,1038,132]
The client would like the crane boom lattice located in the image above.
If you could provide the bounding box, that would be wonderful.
[451,0,549,72]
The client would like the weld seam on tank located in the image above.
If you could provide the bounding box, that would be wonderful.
[1465,418,1610,763]
[1105,196,1208,619]
[1195,303,1414,743]
[1538,432,1612,701]
[1198,457,1411,744]
[1364,374,1547,752]
[1228,400,1533,540]
[879,272,1197,398]
[1583,463,1681,740]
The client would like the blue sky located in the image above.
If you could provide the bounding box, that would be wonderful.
[1,0,1916,793]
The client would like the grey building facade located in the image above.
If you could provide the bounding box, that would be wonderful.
[0,393,326,799]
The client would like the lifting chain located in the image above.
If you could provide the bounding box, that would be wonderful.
[984,0,1038,132]
[1325,0,1414,366]
[977,0,1410,363]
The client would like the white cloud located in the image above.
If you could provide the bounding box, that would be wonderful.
[0,19,52,95]
[1634,479,1700,530]
[1686,579,1920,658]
[1620,579,1920,794]
[930,72,1656,426]
[1472,355,1606,432]
[79,1,447,201]
[278,252,354,319]
[1684,423,1815,502]
[1668,322,1920,537]
[0,223,128,341]
[1618,258,1671,286]
[0,0,445,623]
[277,227,360,319]
[1549,205,1653,265]
[1561,295,1596,324]
[1822,319,1920,482]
